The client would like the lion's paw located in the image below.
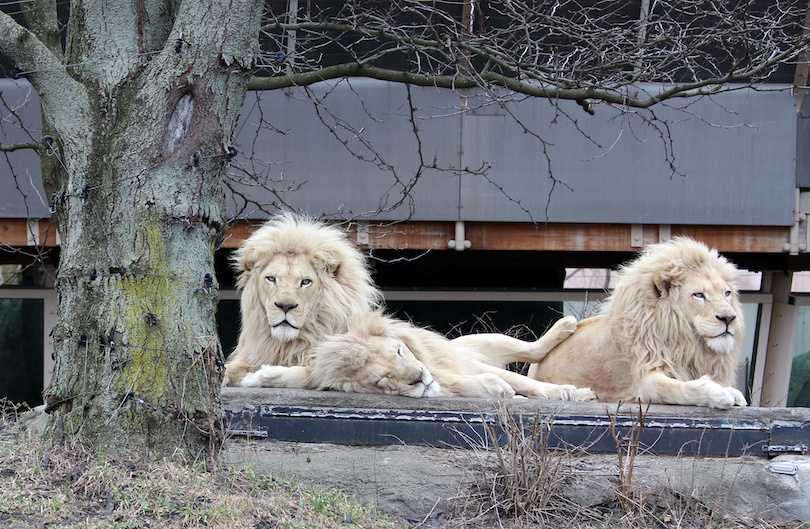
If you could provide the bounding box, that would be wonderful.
[459,374,516,398]
[707,386,747,409]
[524,382,589,401]
[479,374,517,398]
[526,316,578,362]
[545,316,578,344]
[692,375,748,409]
[240,365,285,387]
[554,384,596,402]
[572,387,597,401]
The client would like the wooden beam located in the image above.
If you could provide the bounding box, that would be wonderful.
[670,225,789,254]
[0,219,59,247]
[0,218,792,255]
[0,219,29,246]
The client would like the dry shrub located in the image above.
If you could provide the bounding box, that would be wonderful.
[608,400,650,515]
[452,403,809,529]
[486,410,564,516]
[455,408,581,526]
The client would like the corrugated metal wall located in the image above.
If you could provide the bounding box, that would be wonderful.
[232,80,798,225]
[0,79,799,225]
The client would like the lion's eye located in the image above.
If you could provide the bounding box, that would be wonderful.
[300,279,312,287]
[693,292,706,300]
[724,290,732,298]
[396,346,404,358]
[265,276,276,284]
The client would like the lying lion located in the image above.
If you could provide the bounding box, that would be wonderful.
[241,309,596,401]
[225,213,594,401]
[528,237,747,409]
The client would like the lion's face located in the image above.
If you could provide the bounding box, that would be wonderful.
[673,271,742,355]
[350,336,441,398]
[254,253,321,343]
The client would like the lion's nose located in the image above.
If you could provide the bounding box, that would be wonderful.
[411,368,424,385]
[716,314,736,326]
[275,302,298,313]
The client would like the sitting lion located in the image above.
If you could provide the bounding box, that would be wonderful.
[242,309,596,401]
[527,237,747,409]
[223,213,383,385]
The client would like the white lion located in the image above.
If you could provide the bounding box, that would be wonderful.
[240,310,442,397]
[223,213,383,386]
[527,237,747,409]
[242,309,596,400]
[225,213,594,400]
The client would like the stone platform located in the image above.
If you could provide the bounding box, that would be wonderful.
[221,388,810,523]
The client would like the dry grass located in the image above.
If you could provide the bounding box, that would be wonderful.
[0,411,407,529]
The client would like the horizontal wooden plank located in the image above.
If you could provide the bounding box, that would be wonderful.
[0,219,58,247]
[0,220,28,246]
[670,225,789,253]
[0,218,792,254]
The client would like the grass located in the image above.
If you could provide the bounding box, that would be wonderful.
[0,433,407,529]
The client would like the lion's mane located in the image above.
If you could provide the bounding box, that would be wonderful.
[229,213,383,370]
[604,237,743,386]
[305,309,396,389]
[302,309,435,394]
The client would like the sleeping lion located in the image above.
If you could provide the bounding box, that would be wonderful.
[241,309,596,400]
[528,237,747,409]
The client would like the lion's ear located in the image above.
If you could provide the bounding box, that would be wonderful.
[653,270,673,298]
[653,266,685,298]
[232,245,257,273]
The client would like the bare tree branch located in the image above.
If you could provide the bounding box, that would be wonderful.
[250,0,810,109]
[1,141,41,152]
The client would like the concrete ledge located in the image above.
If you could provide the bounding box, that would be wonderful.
[222,439,810,523]
[221,388,810,523]
[221,388,810,457]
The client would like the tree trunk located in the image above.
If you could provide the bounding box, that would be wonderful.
[1,0,261,459]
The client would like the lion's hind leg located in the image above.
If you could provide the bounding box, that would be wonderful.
[475,363,596,401]
[447,316,578,368]
[240,365,311,388]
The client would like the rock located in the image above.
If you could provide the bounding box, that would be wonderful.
[18,404,48,441]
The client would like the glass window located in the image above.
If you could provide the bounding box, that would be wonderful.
[789,305,810,407]
[0,298,44,406]
[217,299,242,359]
[385,300,564,339]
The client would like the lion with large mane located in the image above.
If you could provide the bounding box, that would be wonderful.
[225,213,594,401]
[527,237,748,409]
[223,213,383,386]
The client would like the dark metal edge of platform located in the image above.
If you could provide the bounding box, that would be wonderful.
[221,387,810,457]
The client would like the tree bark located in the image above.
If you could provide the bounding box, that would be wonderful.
[0,0,261,459]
